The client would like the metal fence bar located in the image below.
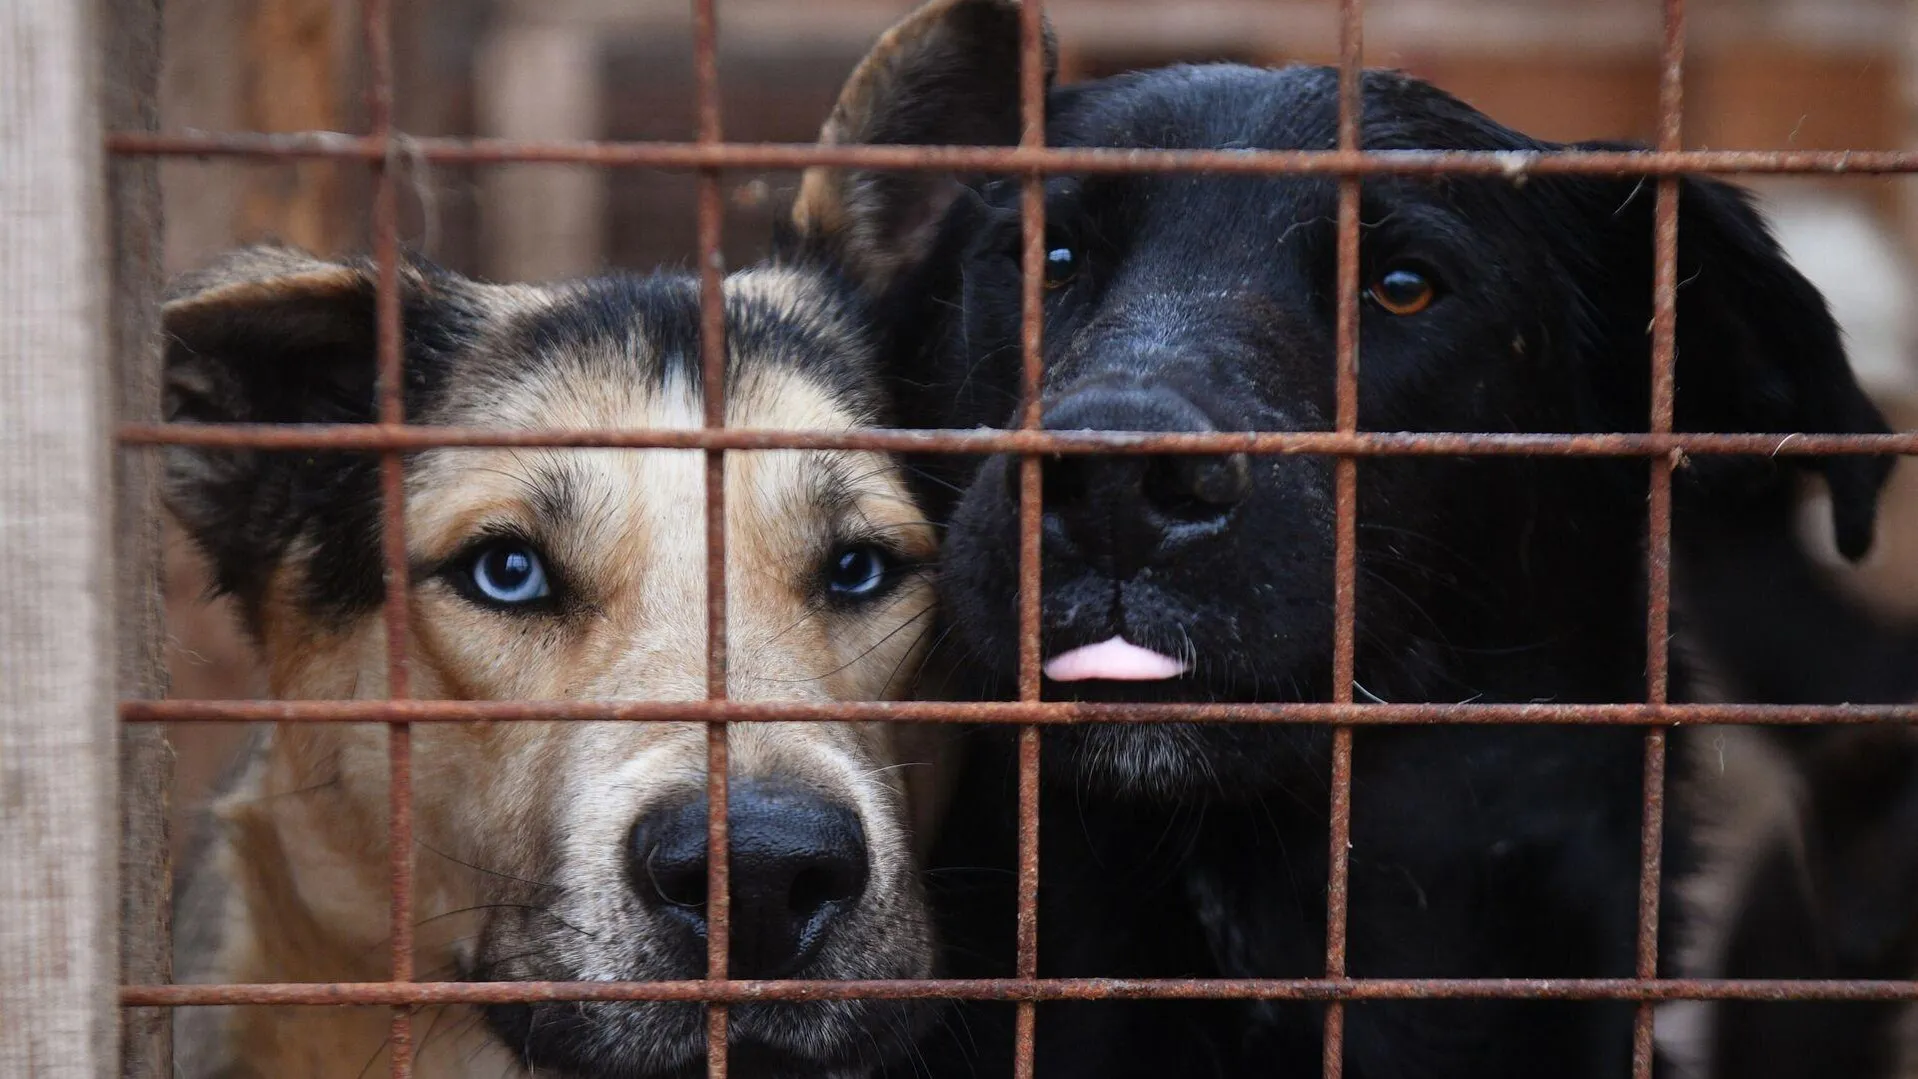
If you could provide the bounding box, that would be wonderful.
[1013,0,1050,1075]
[103,0,1918,1072]
[360,0,415,1074]
[119,699,1918,726]
[1635,0,1686,1072]
[115,423,1918,456]
[97,133,1918,177]
[118,977,1918,1007]
[1324,0,1365,1073]
[691,0,732,1074]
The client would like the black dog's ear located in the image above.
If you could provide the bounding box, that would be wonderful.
[791,0,1053,297]
[1580,152,1894,561]
[161,246,468,616]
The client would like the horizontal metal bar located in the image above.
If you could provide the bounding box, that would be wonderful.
[121,699,1918,726]
[117,424,1918,457]
[103,132,1918,177]
[122,978,1918,1008]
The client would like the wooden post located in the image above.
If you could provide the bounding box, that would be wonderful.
[1901,0,1918,260]
[0,2,120,1077]
[476,13,607,281]
[103,0,171,1077]
[240,0,343,253]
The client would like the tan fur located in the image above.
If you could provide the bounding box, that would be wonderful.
[789,0,983,241]
[172,264,947,1077]
[789,0,980,241]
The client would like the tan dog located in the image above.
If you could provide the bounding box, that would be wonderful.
[166,247,948,1078]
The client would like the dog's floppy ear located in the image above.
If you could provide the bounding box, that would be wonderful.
[162,245,469,619]
[1580,156,1895,561]
[164,246,392,429]
[791,0,1053,296]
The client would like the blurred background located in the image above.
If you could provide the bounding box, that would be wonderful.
[157,0,1918,831]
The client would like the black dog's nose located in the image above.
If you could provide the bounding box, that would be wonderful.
[1041,382,1250,575]
[629,780,869,979]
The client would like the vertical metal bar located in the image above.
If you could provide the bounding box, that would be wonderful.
[1636,0,1686,1074]
[691,0,730,1076]
[1324,1,1364,1077]
[361,0,413,1074]
[1014,0,1049,1076]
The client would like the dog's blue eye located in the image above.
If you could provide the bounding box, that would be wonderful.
[826,544,891,600]
[1044,246,1079,289]
[466,541,551,606]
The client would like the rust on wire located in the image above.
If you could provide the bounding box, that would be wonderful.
[114,422,1918,457]
[120,977,1918,1008]
[360,0,415,1073]
[122,698,1918,727]
[1634,0,1687,1074]
[107,0,1916,1056]
[117,422,1918,457]
[690,0,731,1074]
[1013,0,1049,1075]
[1323,0,1364,1074]
[100,131,1918,177]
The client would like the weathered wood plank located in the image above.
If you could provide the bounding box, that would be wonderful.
[0,2,119,1077]
[102,0,171,1076]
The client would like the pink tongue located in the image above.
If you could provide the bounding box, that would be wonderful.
[1043,636,1189,682]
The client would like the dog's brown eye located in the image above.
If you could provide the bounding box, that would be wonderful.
[1369,268,1436,316]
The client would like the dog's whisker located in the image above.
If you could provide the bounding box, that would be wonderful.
[414,903,596,940]
[415,839,558,891]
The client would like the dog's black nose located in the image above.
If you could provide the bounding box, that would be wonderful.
[1041,382,1250,576]
[629,780,869,979]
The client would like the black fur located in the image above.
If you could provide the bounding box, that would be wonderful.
[790,29,1895,1078]
[161,255,476,628]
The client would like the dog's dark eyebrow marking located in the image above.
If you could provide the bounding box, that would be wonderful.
[514,274,700,383]
[525,460,583,531]
[402,457,588,585]
[807,452,862,520]
[500,269,884,425]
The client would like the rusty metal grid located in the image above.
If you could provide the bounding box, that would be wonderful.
[106,0,1918,1078]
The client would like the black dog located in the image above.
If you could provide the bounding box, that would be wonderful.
[787,2,1895,1075]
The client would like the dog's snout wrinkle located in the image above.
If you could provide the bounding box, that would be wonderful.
[629,779,870,980]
